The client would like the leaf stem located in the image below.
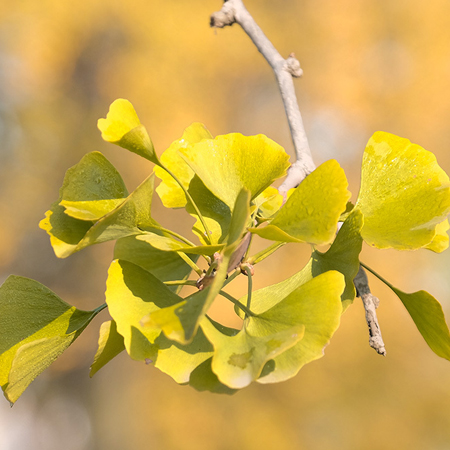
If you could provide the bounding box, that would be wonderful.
[164,279,198,286]
[360,262,394,289]
[243,264,253,319]
[92,303,108,316]
[219,290,255,317]
[160,163,212,244]
[155,226,197,248]
[223,268,241,287]
[247,242,286,265]
[176,251,203,276]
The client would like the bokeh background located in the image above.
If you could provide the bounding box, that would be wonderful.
[1,0,450,449]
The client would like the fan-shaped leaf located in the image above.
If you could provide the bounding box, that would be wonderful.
[0,276,99,404]
[41,166,157,257]
[200,317,304,389]
[250,160,351,245]
[311,210,364,311]
[98,99,158,164]
[113,235,196,294]
[364,266,450,361]
[393,288,450,360]
[155,124,232,245]
[189,358,237,395]
[150,328,213,384]
[155,123,213,208]
[247,271,345,384]
[105,260,183,361]
[179,133,290,209]
[355,132,450,251]
[240,211,363,319]
[90,320,125,377]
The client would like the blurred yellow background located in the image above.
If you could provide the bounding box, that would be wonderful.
[1,1,450,449]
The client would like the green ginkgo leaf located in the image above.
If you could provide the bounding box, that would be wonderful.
[247,270,345,384]
[424,219,450,253]
[105,260,183,361]
[393,288,450,360]
[186,175,232,245]
[150,328,214,384]
[41,170,157,258]
[311,210,364,311]
[61,199,127,221]
[253,186,284,219]
[200,316,304,389]
[179,133,290,209]
[136,232,224,255]
[241,211,362,317]
[155,124,232,245]
[98,99,158,164]
[145,190,252,345]
[90,320,125,377]
[0,276,100,404]
[113,235,197,294]
[364,265,450,361]
[250,160,351,245]
[155,122,213,208]
[189,358,238,395]
[355,131,450,251]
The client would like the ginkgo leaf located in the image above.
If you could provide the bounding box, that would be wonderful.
[311,210,364,311]
[250,160,351,245]
[247,271,345,384]
[136,232,224,255]
[186,175,232,245]
[39,151,130,256]
[179,133,290,209]
[0,276,100,404]
[423,219,450,253]
[200,316,304,389]
[355,132,450,251]
[253,186,284,219]
[113,235,197,294]
[98,99,158,164]
[90,320,125,377]
[189,358,237,395]
[155,123,213,208]
[239,212,362,320]
[392,288,450,360]
[61,199,127,221]
[151,328,213,384]
[155,124,232,245]
[145,189,252,345]
[364,265,450,361]
[41,171,157,258]
[105,260,183,361]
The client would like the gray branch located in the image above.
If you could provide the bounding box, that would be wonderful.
[210,0,316,195]
[354,266,386,356]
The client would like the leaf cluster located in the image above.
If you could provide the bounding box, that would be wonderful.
[1,99,450,404]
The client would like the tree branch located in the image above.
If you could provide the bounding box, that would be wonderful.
[210,0,316,195]
[354,266,386,356]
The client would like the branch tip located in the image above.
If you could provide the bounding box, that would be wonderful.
[354,266,387,356]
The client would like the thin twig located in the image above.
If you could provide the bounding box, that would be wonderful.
[210,0,316,195]
[354,265,386,356]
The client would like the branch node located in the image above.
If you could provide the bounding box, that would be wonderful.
[354,266,387,356]
[210,3,236,28]
[286,53,303,78]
